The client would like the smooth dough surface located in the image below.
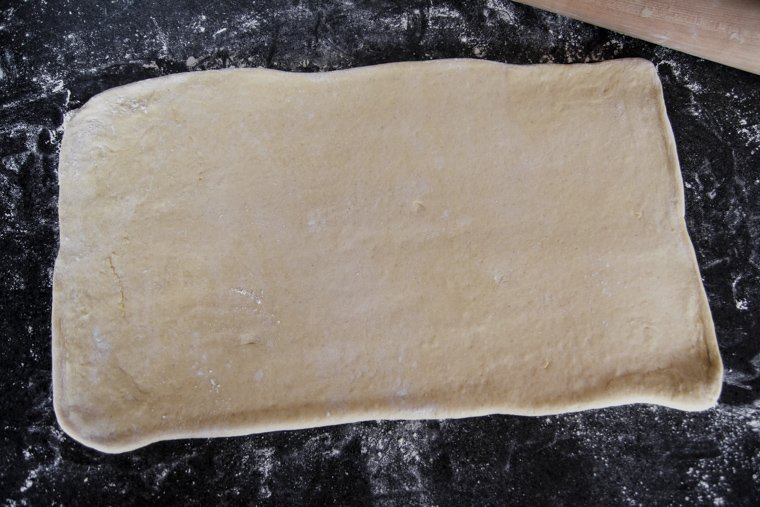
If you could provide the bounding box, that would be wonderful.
[53,59,723,453]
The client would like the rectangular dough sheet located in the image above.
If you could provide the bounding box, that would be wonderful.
[53,59,723,453]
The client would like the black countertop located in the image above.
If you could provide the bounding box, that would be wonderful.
[1,1,759,505]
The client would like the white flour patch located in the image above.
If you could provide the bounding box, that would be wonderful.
[737,122,760,151]
[353,420,435,502]
[252,448,275,498]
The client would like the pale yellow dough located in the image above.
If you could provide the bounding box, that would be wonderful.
[53,58,723,453]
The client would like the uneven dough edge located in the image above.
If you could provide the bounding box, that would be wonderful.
[52,58,723,454]
[649,66,723,397]
[54,386,719,454]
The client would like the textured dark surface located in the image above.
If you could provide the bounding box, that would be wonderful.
[1,1,759,505]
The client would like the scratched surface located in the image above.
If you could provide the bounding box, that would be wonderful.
[1,1,759,505]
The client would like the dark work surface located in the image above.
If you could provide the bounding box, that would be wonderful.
[1,0,759,505]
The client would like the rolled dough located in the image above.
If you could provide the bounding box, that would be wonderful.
[53,58,723,453]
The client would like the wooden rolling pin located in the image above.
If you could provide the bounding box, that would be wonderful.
[515,0,760,74]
